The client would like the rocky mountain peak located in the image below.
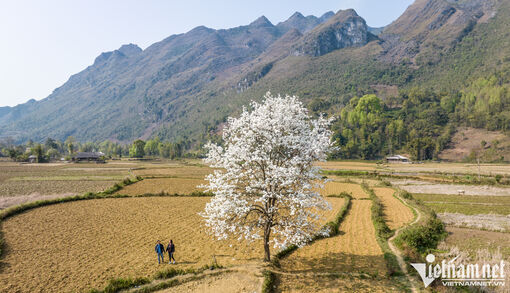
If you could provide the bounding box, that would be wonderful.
[249,16,274,28]
[118,43,142,56]
[294,8,373,56]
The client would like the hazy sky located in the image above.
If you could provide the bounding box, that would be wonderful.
[0,0,414,107]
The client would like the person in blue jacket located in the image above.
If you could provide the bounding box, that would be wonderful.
[155,240,165,264]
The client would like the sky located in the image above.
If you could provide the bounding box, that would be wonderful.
[0,0,414,107]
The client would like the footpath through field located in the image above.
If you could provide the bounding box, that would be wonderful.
[378,188,422,293]
[277,184,401,292]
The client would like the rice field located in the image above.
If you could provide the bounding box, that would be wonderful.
[317,161,378,171]
[117,177,207,195]
[373,187,414,230]
[0,196,345,293]
[277,199,392,292]
[0,161,132,199]
[321,182,369,199]
[413,193,510,215]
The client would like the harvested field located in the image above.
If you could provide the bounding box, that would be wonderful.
[326,176,381,187]
[0,196,344,293]
[278,199,389,292]
[157,267,263,293]
[132,166,212,179]
[385,162,510,176]
[438,213,510,232]
[0,193,75,209]
[392,179,510,196]
[0,161,132,200]
[117,178,207,195]
[373,187,414,230]
[317,161,377,171]
[441,227,510,258]
[321,182,369,199]
[0,180,117,197]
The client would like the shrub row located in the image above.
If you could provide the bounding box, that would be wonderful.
[361,183,401,276]
[392,188,447,261]
[261,270,276,293]
[89,263,224,293]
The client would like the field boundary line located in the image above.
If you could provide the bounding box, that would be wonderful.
[388,189,422,293]
[265,192,353,293]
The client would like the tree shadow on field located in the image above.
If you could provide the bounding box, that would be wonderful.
[280,252,386,277]
[277,252,392,292]
[0,241,13,273]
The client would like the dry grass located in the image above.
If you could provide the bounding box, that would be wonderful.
[0,180,117,198]
[438,213,510,232]
[158,266,263,293]
[278,200,390,292]
[439,127,510,162]
[385,162,510,176]
[117,178,207,195]
[321,182,369,199]
[317,161,377,171]
[0,196,344,293]
[373,187,414,230]
[441,227,510,258]
[0,161,132,199]
[392,179,510,196]
[132,166,213,179]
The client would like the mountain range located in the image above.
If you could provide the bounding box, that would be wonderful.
[0,0,508,145]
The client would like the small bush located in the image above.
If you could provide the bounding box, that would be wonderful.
[397,218,446,254]
[261,270,276,293]
[94,277,150,293]
[399,190,413,200]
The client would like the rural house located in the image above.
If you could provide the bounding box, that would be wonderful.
[385,155,410,163]
[72,152,105,162]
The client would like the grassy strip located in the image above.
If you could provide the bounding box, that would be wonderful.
[392,189,447,262]
[361,183,401,276]
[261,270,277,293]
[88,263,224,293]
[265,191,353,293]
[322,169,510,186]
[88,277,151,293]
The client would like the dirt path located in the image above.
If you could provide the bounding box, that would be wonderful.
[387,191,422,293]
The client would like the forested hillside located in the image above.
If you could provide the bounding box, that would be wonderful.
[1,0,510,161]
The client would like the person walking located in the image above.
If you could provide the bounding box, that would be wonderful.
[166,240,176,264]
[155,240,165,264]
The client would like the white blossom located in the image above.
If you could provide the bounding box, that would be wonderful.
[200,92,335,260]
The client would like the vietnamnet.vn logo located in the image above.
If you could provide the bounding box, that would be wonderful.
[411,254,506,288]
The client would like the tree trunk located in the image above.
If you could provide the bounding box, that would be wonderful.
[263,223,271,262]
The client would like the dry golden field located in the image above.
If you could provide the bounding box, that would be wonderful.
[117,177,207,195]
[317,161,377,171]
[131,165,213,179]
[278,198,391,292]
[0,161,136,209]
[373,187,414,230]
[321,182,369,199]
[0,196,345,293]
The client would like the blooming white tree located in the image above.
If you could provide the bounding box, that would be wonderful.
[200,92,335,261]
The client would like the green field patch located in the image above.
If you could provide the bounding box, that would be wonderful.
[414,193,510,205]
[425,202,510,215]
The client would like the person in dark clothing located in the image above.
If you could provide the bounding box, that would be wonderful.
[155,240,165,264]
[166,240,176,264]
